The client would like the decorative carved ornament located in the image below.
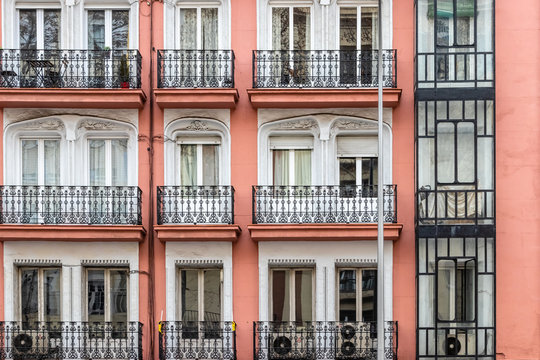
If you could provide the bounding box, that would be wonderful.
[22,119,64,130]
[335,258,377,267]
[175,259,223,268]
[182,120,210,131]
[14,259,62,266]
[277,119,317,129]
[79,120,118,130]
[81,259,130,266]
[332,119,377,131]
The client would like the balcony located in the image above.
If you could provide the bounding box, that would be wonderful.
[0,49,145,108]
[155,186,240,242]
[253,321,397,360]
[0,321,142,360]
[155,50,238,109]
[159,321,236,360]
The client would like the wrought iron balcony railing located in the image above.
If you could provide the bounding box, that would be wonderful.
[0,321,142,360]
[252,185,397,224]
[416,187,494,225]
[0,185,142,225]
[252,50,396,88]
[157,50,235,88]
[416,50,494,89]
[0,49,142,89]
[157,186,235,225]
[159,321,236,360]
[253,321,397,360]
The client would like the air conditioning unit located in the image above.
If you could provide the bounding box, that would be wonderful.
[336,323,375,360]
[269,332,315,360]
[441,332,476,356]
[11,330,50,360]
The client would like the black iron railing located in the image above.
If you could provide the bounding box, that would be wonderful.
[0,321,142,360]
[252,185,397,224]
[416,188,494,225]
[253,321,397,360]
[0,185,142,225]
[252,50,396,88]
[157,186,234,225]
[0,49,142,88]
[159,321,236,360]
[157,50,235,88]
[416,50,494,88]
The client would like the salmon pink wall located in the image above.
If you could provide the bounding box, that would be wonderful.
[392,0,416,359]
[495,0,540,358]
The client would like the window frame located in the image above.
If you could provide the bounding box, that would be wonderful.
[336,267,377,323]
[338,156,378,188]
[17,266,62,324]
[16,7,62,49]
[176,6,220,50]
[337,3,379,51]
[87,137,129,187]
[20,136,62,185]
[434,0,476,48]
[176,268,223,322]
[85,8,130,50]
[84,267,130,323]
[271,148,313,186]
[268,5,313,51]
[175,138,221,186]
[269,267,315,323]
[436,257,476,322]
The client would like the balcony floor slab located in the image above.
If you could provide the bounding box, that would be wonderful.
[0,225,146,242]
[155,224,241,242]
[247,88,401,108]
[154,88,239,109]
[248,223,403,242]
[0,89,147,109]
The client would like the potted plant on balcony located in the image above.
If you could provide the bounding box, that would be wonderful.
[118,54,130,89]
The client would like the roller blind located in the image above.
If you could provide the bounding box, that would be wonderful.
[176,136,221,145]
[270,136,314,149]
[337,136,378,156]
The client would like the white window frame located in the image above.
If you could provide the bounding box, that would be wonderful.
[20,137,61,185]
[268,5,313,50]
[87,137,129,187]
[337,157,378,187]
[271,148,313,186]
[337,3,379,51]
[16,7,62,49]
[84,267,130,323]
[176,6,220,50]
[176,268,223,322]
[269,268,315,322]
[17,267,62,323]
[336,267,376,322]
[84,8,130,50]
[175,138,221,186]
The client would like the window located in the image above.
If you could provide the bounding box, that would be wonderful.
[337,136,378,189]
[19,268,61,327]
[89,139,128,186]
[179,7,218,50]
[21,139,60,185]
[178,269,222,323]
[87,10,129,50]
[271,7,310,51]
[177,137,220,186]
[337,269,376,322]
[270,136,312,186]
[271,269,313,322]
[86,268,128,325]
[433,0,475,47]
[19,9,60,50]
[437,258,475,322]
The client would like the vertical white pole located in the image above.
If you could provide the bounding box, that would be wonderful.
[376,0,385,359]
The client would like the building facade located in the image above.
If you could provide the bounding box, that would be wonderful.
[0,0,537,359]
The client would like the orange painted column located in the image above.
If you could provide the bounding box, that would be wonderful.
[230,0,259,358]
[495,0,540,358]
[392,1,416,359]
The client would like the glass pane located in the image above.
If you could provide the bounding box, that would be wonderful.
[22,140,38,185]
[339,270,356,321]
[44,269,61,323]
[112,10,129,49]
[362,270,376,322]
[437,123,455,183]
[21,269,39,325]
[361,158,378,187]
[88,270,105,323]
[111,139,128,186]
[272,8,289,50]
[181,270,198,321]
[339,158,356,187]
[88,10,105,50]
[89,140,106,186]
[110,270,128,324]
[201,8,218,49]
[273,150,289,186]
[456,259,475,321]
[361,7,378,49]
[294,150,311,186]
[19,10,37,50]
[44,140,60,185]
[180,9,197,49]
[44,10,61,50]
[340,8,357,49]
[203,270,221,321]
[436,18,450,46]
[180,144,197,186]
[202,145,219,186]
[293,8,310,50]
[457,123,475,183]
[437,260,454,321]
[456,0,474,45]
[295,270,312,322]
[272,270,290,322]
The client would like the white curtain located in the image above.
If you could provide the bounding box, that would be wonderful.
[180,144,197,186]
[89,140,106,186]
[273,150,289,186]
[180,9,197,49]
[201,8,218,50]
[202,145,218,185]
[111,139,128,186]
[294,150,311,186]
[22,140,38,185]
[44,140,60,185]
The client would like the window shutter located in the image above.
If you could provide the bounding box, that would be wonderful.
[176,136,221,145]
[337,136,378,157]
[270,136,314,149]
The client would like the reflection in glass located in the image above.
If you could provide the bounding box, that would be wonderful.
[19,10,37,50]
[272,8,289,51]
[293,8,310,51]
[362,270,376,322]
[181,270,199,321]
[110,270,128,325]
[203,270,221,321]
[88,11,105,50]
[44,269,61,323]
[339,270,356,321]
[21,269,39,325]
[272,270,290,322]
[88,270,105,323]
[44,10,61,50]
[339,158,356,187]
[295,270,312,323]
[112,10,129,49]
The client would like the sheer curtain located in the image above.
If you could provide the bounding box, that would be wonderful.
[89,140,106,186]
[180,144,197,186]
[202,145,218,186]
[22,140,38,185]
[272,8,289,51]
[44,140,60,185]
[201,8,218,50]
[294,150,311,186]
[273,150,289,186]
[111,139,128,186]
[180,9,197,49]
